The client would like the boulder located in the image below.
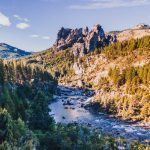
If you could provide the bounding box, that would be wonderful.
[72,43,86,56]
[73,62,83,75]
[77,80,84,87]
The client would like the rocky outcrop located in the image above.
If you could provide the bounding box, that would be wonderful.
[55,27,83,50]
[72,43,86,56]
[73,62,83,75]
[54,24,116,56]
[54,23,150,55]
[107,23,150,42]
[132,23,150,30]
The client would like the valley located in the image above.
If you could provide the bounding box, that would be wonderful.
[1,0,150,149]
[50,85,150,144]
[0,23,150,149]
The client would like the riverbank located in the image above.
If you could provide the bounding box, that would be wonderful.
[49,85,150,145]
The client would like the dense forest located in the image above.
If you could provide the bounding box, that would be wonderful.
[92,63,150,121]
[89,37,150,122]
[0,59,149,149]
[95,36,150,59]
[0,59,57,149]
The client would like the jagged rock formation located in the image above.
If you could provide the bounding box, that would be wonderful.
[55,27,83,51]
[0,43,31,59]
[54,24,116,56]
[53,23,150,56]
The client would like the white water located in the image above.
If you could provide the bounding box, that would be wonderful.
[49,85,150,144]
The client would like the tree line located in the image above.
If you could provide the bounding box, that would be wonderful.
[0,59,148,149]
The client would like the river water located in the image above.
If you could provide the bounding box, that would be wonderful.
[49,85,150,144]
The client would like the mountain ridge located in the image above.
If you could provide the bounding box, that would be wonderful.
[107,23,150,42]
[54,23,150,57]
[0,43,31,59]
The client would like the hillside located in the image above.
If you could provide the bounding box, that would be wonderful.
[0,43,31,59]
[21,35,150,128]
[107,23,150,41]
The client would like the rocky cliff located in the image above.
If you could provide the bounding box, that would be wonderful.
[54,24,117,56]
[54,23,150,56]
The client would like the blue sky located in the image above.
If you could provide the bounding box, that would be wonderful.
[0,0,150,52]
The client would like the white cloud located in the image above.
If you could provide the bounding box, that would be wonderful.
[16,23,30,29]
[70,0,150,9]
[30,34,50,40]
[14,14,30,22]
[30,34,40,38]
[24,18,29,22]
[42,36,50,40]
[0,12,11,27]
[14,14,22,21]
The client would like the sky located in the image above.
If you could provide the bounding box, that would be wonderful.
[0,0,150,52]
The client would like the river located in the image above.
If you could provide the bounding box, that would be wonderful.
[49,85,150,145]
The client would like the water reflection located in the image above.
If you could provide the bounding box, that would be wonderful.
[49,96,93,123]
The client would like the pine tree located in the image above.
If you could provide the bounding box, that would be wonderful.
[0,60,4,85]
